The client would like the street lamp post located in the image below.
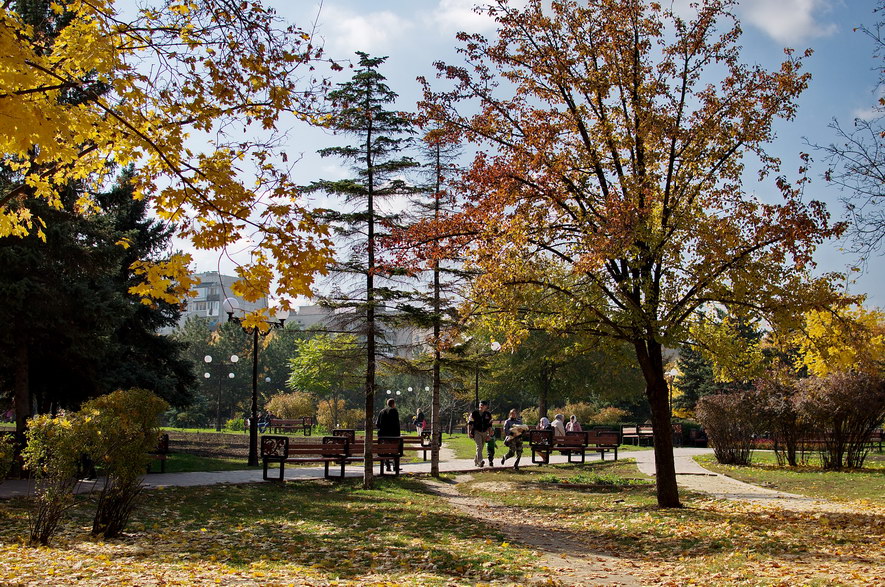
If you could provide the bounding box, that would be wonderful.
[223,298,289,466]
[204,353,239,431]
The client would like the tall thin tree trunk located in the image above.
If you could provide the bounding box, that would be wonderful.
[430,142,443,478]
[635,339,681,508]
[14,337,30,455]
[363,83,376,489]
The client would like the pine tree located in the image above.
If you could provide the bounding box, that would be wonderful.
[304,53,420,487]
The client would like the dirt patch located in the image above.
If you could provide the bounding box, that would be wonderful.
[421,477,643,586]
[166,431,251,458]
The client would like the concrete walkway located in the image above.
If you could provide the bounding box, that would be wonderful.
[632,447,827,506]
[1,445,822,507]
[0,444,599,498]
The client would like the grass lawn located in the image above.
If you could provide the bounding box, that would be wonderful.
[697,450,885,506]
[1,458,883,585]
[0,477,540,586]
[460,459,885,585]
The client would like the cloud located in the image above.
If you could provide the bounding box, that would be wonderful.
[318,5,414,55]
[738,0,837,45]
[430,0,505,33]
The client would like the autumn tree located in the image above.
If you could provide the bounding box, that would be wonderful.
[816,0,885,258]
[1,0,334,305]
[304,53,420,487]
[418,0,844,507]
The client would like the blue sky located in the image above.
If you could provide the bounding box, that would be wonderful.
[184,0,884,308]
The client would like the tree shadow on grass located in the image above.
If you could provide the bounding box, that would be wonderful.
[111,478,531,582]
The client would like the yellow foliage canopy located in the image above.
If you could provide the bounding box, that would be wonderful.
[795,305,885,376]
[1,0,334,306]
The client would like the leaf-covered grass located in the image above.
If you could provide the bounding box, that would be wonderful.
[460,459,885,585]
[0,477,540,585]
[697,451,885,505]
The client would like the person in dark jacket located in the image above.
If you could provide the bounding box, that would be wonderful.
[468,400,494,467]
[376,398,401,471]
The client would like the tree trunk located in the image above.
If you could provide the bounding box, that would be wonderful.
[538,364,550,419]
[634,339,681,508]
[14,338,30,449]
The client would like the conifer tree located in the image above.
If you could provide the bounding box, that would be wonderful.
[305,53,420,487]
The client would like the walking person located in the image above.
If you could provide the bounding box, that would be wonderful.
[501,408,527,470]
[413,408,426,434]
[376,398,401,472]
[468,400,493,467]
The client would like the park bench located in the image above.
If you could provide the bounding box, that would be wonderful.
[621,425,654,446]
[529,429,555,464]
[147,433,169,473]
[551,430,591,463]
[587,430,619,461]
[269,417,314,435]
[260,435,348,481]
[401,434,433,460]
[343,436,405,476]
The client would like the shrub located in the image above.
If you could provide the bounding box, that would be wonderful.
[794,371,885,470]
[22,413,85,546]
[79,389,169,538]
[266,392,315,419]
[592,406,631,426]
[316,399,346,432]
[0,434,15,482]
[754,372,812,467]
[520,407,539,427]
[335,408,365,430]
[224,417,245,432]
[562,402,596,427]
[696,392,761,465]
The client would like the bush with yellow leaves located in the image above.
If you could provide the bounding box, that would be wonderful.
[79,389,168,538]
[22,413,86,546]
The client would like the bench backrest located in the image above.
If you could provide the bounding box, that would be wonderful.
[332,429,357,443]
[318,436,348,457]
[588,431,619,445]
[261,435,289,458]
[559,430,589,446]
[529,429,554,445]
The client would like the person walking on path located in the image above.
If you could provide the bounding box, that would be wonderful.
[376,398,401,472]
[469,400,493,467]
[414,408,426,434]
[501,408,526,470]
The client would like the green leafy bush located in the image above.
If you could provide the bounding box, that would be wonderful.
[592,406,630,426]
[79,389,169,538]
[224,418,245,432]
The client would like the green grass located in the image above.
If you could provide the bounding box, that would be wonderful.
[697,450,885,505]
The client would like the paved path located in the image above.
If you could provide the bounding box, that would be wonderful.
[0,444,595,498]
[632,447,836,508]
[0,445,832,509]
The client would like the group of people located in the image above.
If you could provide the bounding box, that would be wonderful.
[537,413,582,436]
[468,403,582,470]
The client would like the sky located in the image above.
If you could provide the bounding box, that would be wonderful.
[180,0,884,308]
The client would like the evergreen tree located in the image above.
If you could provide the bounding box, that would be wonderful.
[0,170,195,436]
[304,53,420,487]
